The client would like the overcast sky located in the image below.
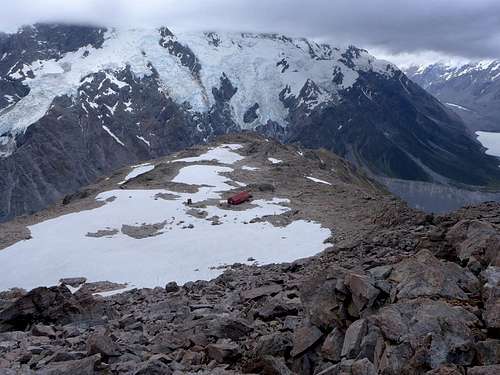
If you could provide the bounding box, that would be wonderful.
[1,0,499,67]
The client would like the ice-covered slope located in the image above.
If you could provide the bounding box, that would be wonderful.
[1,24,500,222]
[0,27,393,141]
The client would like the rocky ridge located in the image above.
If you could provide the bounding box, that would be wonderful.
[0,134,499,374]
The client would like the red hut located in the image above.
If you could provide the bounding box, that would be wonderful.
[228,191,252,205]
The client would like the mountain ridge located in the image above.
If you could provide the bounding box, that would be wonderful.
[405,60,500,132]
[1,23,500,222]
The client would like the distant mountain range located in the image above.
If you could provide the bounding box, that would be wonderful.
[1,24,500,221]
[405,60,500,132]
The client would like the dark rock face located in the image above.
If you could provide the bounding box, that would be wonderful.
[406,61,500,132]
[0,203,499,373]
[285,70,500,185]
[0,286,111,332]
[1,24,500,223]
[0,24,106,111]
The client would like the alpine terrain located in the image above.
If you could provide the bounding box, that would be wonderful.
[1,24,500,221]
[0,134,499,374]
[406,61,500,133]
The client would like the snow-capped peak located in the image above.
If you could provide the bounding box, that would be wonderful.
[0,27,397,141]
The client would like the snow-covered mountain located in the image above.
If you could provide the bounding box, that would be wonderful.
[1,24,500,222]
[406,60,500,132]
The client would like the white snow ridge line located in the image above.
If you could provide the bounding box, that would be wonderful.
[306,176,332,185]
[102,125,125,146]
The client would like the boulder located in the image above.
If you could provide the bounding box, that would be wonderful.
[32,324,57,338]
[373,299,479,369]
[351,358,376,375]
[389,249,479,301]
[0,286,88,332]
[290,324,323,357]
[134,359,173,375]
[241,284,282,301]
[321,327,345,362]
[377,343,413,374]
[341,319,367,359]
[165,282,179,293]
[36,354,100,375]
[344,272,380,313]
[446,220,500,266]
[256,299,299,321]
[245,355,293,375]
[476,340,500,366]
[481,267,500,330]
[206,342,240,363]
[254,332,293,358]
[86,333,120,359]
[300,268,348,330]
[207,316,253,340]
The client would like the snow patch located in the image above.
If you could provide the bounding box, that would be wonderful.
[476,131,500,158]
[445,102,471,112]
[119,163,155,184]
[136,135,150,146]
[102,125,125,146]
[0,157,331,291]
[242,166,259,171]
[174,144,244,164]
[306,176,332,185]
[268,157,282,164]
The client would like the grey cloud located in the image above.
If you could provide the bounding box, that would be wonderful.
[1,0,499,61]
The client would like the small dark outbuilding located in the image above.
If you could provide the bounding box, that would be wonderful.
[228,191,252,205]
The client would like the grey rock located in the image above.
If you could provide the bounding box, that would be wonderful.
[0,286,97,332]
[134,359,173,375]
[351,358,376,375]
[254,333,293,358]
[86,333,120,359]
[32,324,56,338]
[246,355,293,375]
[206,342,240,363]
[389,249,479,301]
[373,299,479,369]
[240,284,282,301]
[290,324,323,357]
[321,327,345,362]
[481,266,500,330]
[256,299,299,321]
[341,319,367,359]
[446,220,500,267]
[425,365,462,375]
[367,265,392,280]
[36,354,101,375]
[165,282,179,293]
[468,365,500,375]
[344,272,380,313]
[475,340,500,366]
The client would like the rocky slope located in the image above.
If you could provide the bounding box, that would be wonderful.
[0,134,499,374]
[1,24,500,222]
[406,61,500,132]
